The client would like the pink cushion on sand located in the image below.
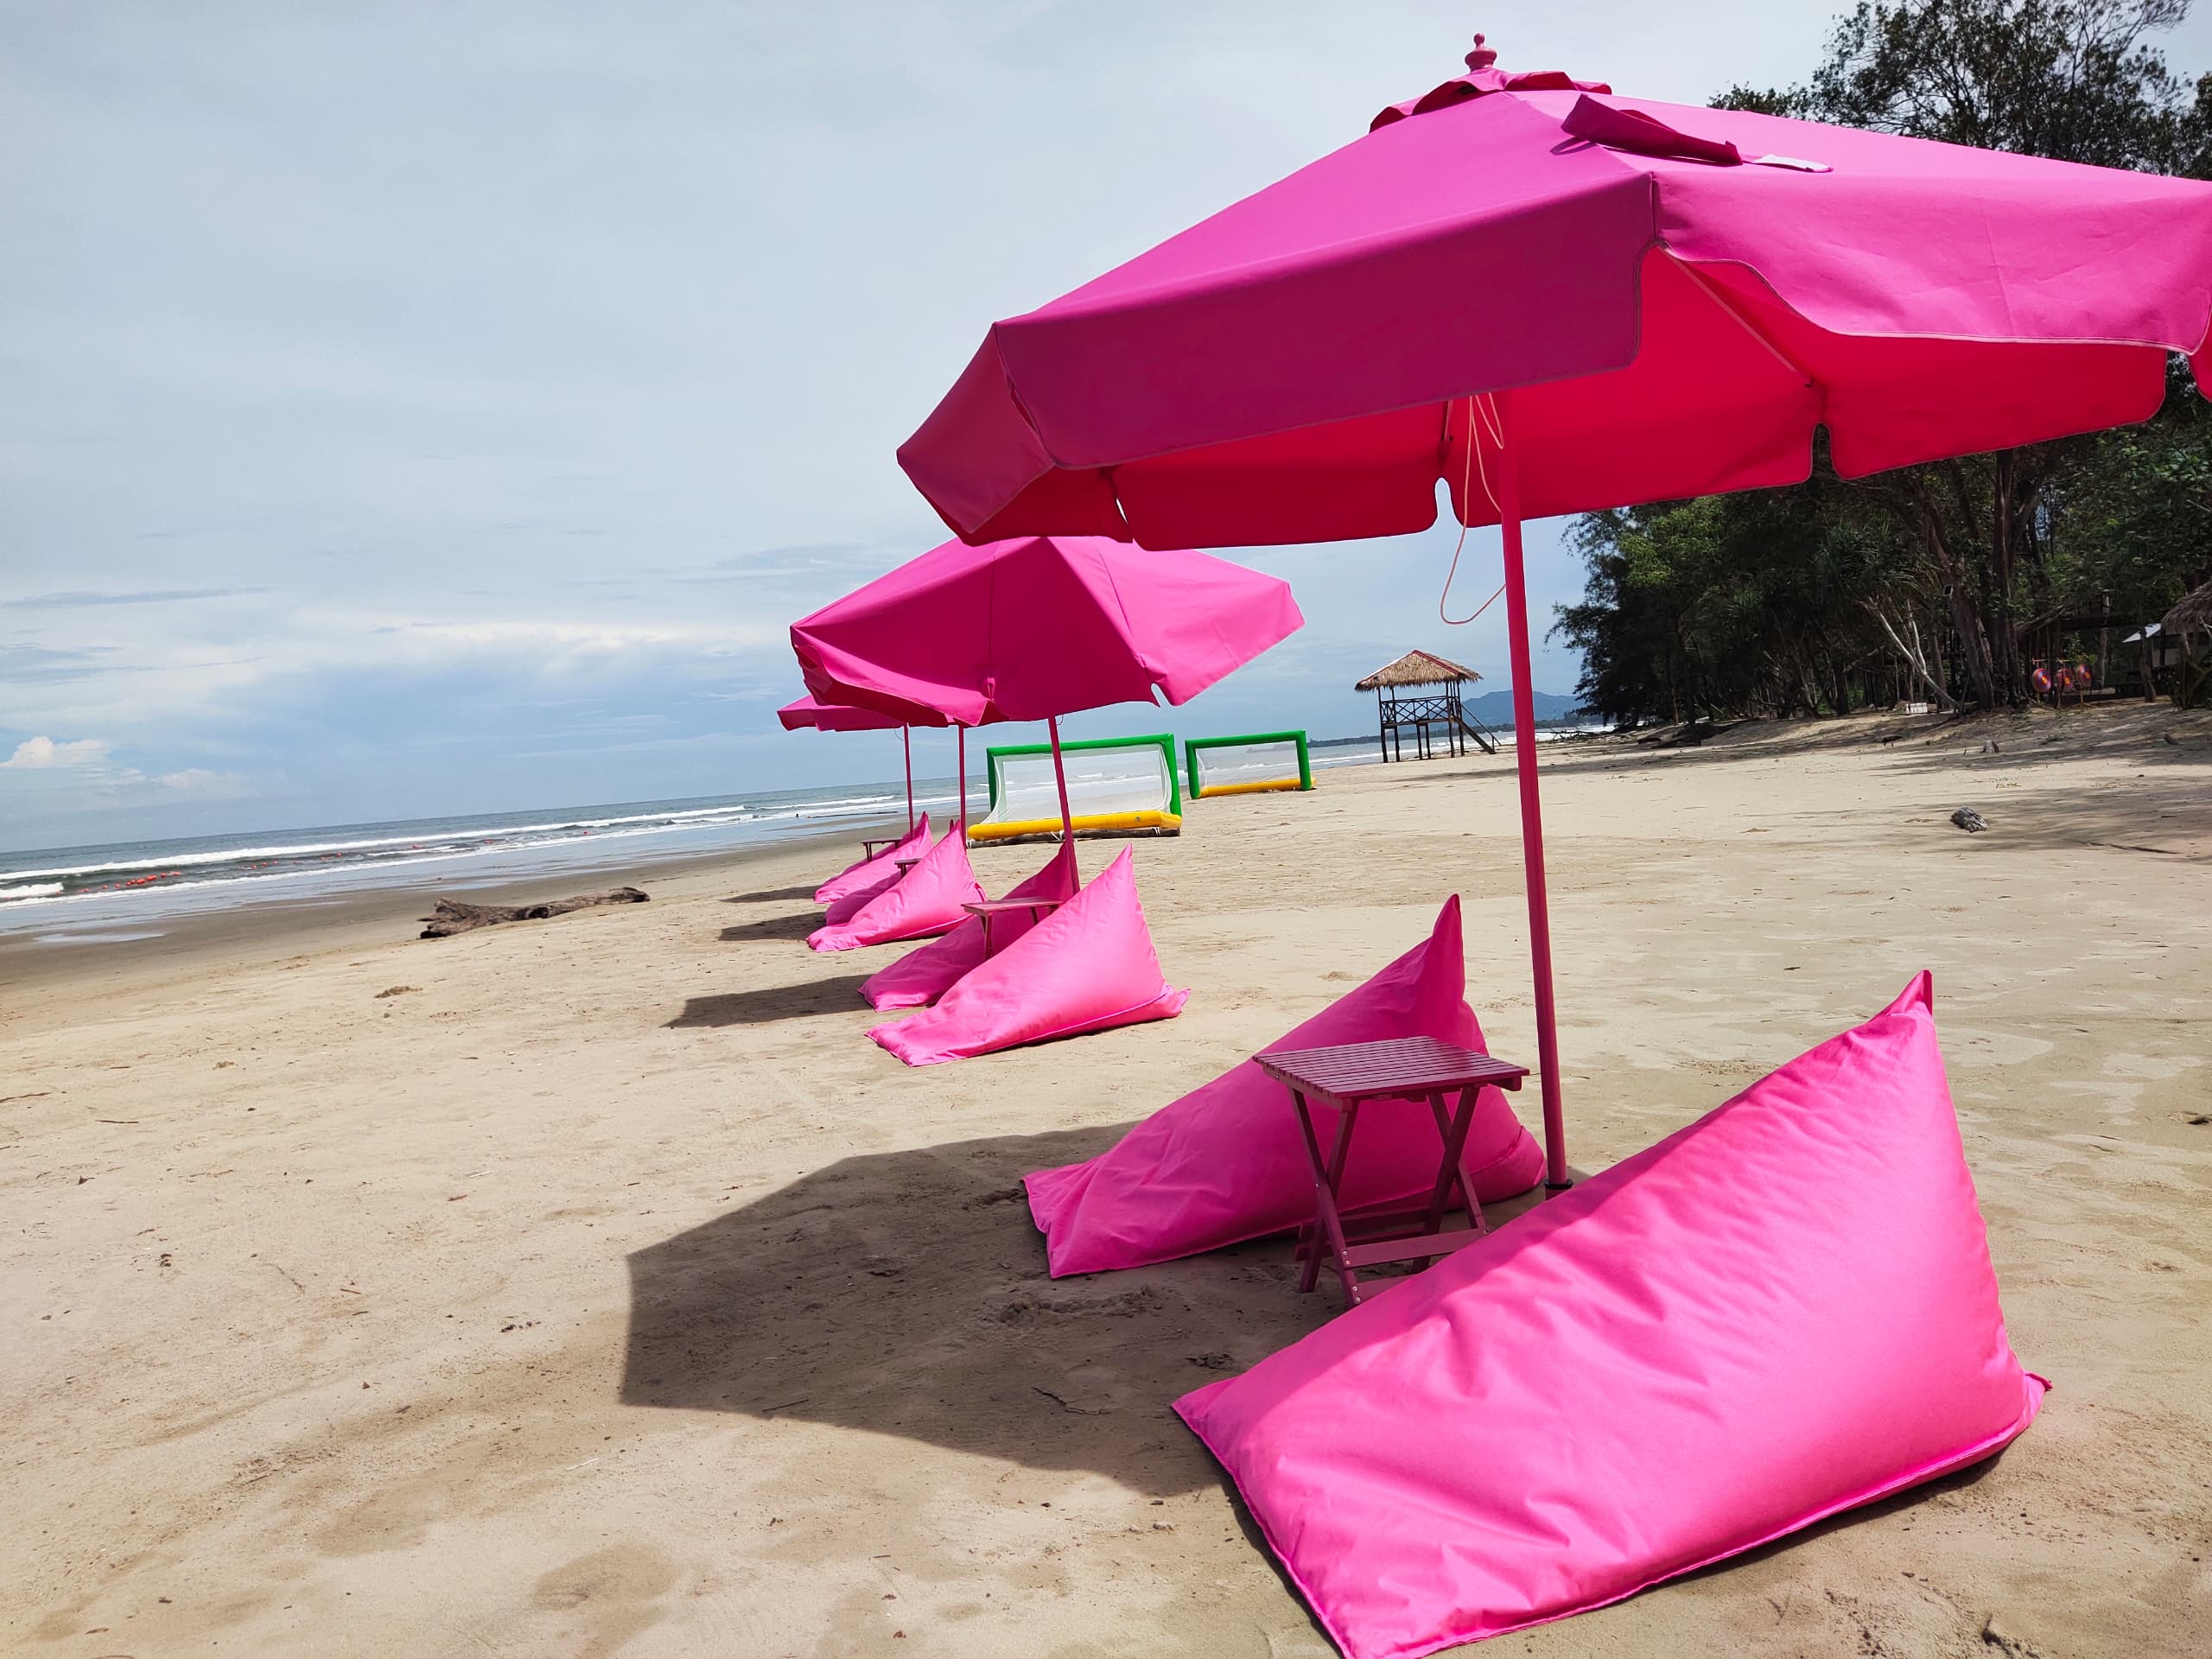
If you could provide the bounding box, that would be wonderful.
[1025,896,1541,1276]
[868,847,1186,1066]
[823,876,894,927]
[861,842,1081,1010]
[815,815,930,907]
[809,831,986,952]
[1177,972,2044,1659]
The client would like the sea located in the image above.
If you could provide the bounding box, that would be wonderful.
[0,778,979,945]
[0,728,1603,947]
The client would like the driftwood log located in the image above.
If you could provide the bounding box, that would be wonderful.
[418,887,648,938]
[1636,720,1737,749]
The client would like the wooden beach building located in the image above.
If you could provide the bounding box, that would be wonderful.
[1357,649,1498,761]
[2159,577,2212,708]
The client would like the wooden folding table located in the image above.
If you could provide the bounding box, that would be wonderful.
[1255,1036,1529,1308]
[961,896,1065,957]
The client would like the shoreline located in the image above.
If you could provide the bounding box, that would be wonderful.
[0,813,899,1000]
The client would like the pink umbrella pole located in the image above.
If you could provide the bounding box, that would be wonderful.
[1046,715,1077,842]
[1497,393,1570,1192]
[957,724,968,839]
[903,727,914,830]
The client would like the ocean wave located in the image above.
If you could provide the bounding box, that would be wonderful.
[0,804,794,884]
[0,779,946,931]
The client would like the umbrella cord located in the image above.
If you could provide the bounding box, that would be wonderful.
[1440,393,1508,626]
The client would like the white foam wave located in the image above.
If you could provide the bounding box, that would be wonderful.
[0,803,780,883]
[0,882,65,900]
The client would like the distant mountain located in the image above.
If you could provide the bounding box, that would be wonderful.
[1465,689,1584,725]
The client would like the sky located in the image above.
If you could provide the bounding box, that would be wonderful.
[8,2,2211,851]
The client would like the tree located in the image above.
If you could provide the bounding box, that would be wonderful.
[1558,450,1915,725]
[1566,1,2212,714]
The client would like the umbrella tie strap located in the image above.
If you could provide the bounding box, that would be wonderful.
[1441,393,1508,626]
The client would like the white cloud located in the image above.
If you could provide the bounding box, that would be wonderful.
[153,767,249,798]
[1,735,111,769]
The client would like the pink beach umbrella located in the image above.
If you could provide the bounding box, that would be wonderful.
[896,35,2212,1192]
[777,693,949,832]
[791,534,1303,841]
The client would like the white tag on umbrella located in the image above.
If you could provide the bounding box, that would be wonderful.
[1749,154,1832,172]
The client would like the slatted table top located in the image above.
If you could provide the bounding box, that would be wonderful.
[962,898,1065,916]
[1256,1036,1528,1102]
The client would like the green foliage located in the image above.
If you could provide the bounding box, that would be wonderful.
[1562,0,2212,721]
[1805,0,2208,173]
[1558,470,1910,724]
[2048,361,2212,614]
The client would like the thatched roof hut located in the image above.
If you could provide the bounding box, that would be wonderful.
[1355,649,1481,691]
[2163,577,2212,642]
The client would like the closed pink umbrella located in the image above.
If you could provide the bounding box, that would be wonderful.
[791,534,1303,840]
[898,35,2212,1191]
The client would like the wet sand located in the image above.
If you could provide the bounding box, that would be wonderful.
[3,702,2208,1657]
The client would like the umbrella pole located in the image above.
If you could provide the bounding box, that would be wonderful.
[1495,392,1571,1192]
[1046,715,1076,842]
[903,727,914,831]
[957,724,967,841]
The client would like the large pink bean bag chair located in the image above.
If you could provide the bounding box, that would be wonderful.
[861,842,1080,1010]
[814,815,930,908]
[822,827,932,927]
[1025,896,1541,1277]
[808,829,986,952]
[869,847,1186,1066]
[1176,972,2044,1659]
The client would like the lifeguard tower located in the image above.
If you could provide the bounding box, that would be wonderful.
[1357,649,1497,761]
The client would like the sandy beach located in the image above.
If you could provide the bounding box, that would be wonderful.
[4,704,2208,1658]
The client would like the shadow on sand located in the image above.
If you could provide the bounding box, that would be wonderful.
[621,1127,1353,1494]
[725,885,820,904]
[719,913,823,944]
[618,1124,1995,1587]
[665,975,874,1027]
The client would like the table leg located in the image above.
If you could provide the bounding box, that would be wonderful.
[1320,1101,1363,1300]
[1446,1086,1488,1236]
[1290,1090,1361,1299]
[1289,1089,1329,1293]
[1423,1088,1482,1243]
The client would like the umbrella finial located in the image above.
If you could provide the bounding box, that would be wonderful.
[1465,32,1497,72]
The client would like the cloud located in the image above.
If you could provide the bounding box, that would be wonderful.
[1,734,111,769]
[0,3,1682,843]
[0,643,124,683]
[153,767,251,798]
[3,588,266,609]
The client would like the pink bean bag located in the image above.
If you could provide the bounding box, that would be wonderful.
[822,828,932,927]
[814,815,930,908]
[808,830,986,952]
[861,842,1080,1010]
[868,847,1186,1066]
[1176,972,2044,1659]
[1025,896,1541,1276]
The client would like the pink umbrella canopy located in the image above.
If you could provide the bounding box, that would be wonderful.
[777,694,942,733]
[896,35,2212,1192]
[793,533,1300,841]
[778,694,949,832]
[791,534,1303,726]
[900,50,2212,550]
